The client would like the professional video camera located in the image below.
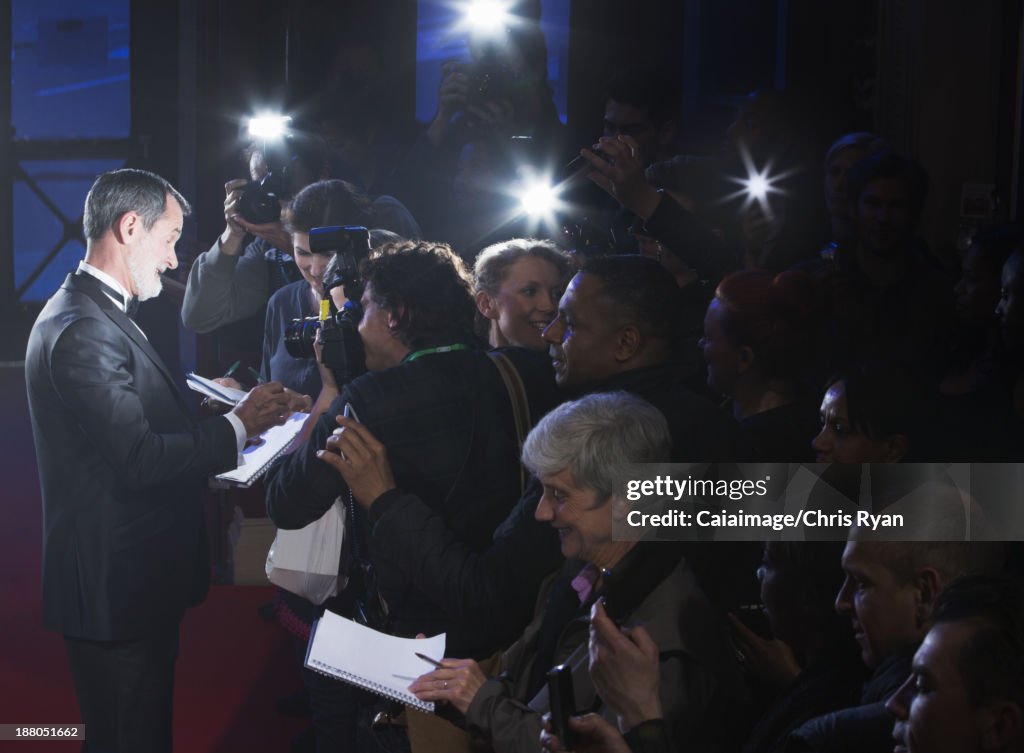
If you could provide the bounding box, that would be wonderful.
[284,226,371,386]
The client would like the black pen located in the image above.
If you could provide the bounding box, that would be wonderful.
[415,652,445,669]
[222,360,241,379]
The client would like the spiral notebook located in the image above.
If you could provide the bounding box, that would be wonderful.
[305,610,446,713]
[214,411,306,488]
[186,372,248,406]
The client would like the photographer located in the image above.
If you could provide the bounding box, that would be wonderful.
[182,140,421,338]
[181,145,303,335]
[265,241,559,748]
[396,21,566,251]
[267,240,558,651]
[256,180,373,400]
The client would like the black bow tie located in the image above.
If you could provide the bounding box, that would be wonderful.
[78,272,139,317]
[104,284,139,318]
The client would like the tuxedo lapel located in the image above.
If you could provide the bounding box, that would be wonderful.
[64,273,194,421]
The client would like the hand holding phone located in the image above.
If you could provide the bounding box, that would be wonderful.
[588,600,663,730]
[547,663,577,751]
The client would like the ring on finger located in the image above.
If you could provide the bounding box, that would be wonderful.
[443,680,448,689]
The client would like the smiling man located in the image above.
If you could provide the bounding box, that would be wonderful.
[25,168,291,753]
[542,254,747,462]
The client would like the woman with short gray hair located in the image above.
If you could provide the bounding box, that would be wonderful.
[410,390,746,753]
[522,390,671,505]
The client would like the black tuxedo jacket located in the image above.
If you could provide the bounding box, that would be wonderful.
[25,272,237,641]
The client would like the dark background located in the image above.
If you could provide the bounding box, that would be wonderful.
[1,0,1022,375]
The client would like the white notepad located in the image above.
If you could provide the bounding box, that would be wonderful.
[305,610,446,712]
[214,411,306,488]
[186,372,248,406]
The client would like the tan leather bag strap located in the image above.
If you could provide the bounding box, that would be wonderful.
[487,351,531,494]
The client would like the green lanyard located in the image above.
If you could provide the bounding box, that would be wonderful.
[404,343,472,363]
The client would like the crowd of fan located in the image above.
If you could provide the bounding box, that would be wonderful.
[178,38,1024,753]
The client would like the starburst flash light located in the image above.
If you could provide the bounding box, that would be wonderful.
[724,144,794,221]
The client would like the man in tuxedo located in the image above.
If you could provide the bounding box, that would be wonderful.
[25,168,291,753]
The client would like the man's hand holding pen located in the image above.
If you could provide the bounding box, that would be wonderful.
[231,381,291,438]
[209,362,310,414]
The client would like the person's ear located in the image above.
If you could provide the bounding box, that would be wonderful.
[736,345,756,376]
[476,290,499,320]
[883,434,909,463]
[387,306,405,334]
[978,701,1023,751]
[913,566,942,627]
[614,325,642,362]
[114,210,139,244]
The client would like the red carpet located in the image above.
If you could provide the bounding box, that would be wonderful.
[0,364,308,752]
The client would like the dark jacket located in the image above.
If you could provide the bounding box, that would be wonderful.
[803,242,953,375]
[349,361,754,658]
[639,192,741,285]
[464,544,749,753]
[366,477,562,655]
[264,346,558,658]
[739,398,821,463]
[741,638,867,753]
[26,272,237,640]
[597,364,752,463]
[782,650,912,753]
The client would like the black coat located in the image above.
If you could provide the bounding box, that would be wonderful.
[265,346,559,658]
[26,272,237,641]
[326,362,755,658]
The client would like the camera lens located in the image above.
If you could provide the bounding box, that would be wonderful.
[284,317,320,359]
[237,174,284,224]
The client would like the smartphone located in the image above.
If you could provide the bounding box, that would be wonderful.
[547,663,577,751]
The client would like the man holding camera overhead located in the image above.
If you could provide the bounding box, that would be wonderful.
[181,125,421,340]
[181,142,305,336]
